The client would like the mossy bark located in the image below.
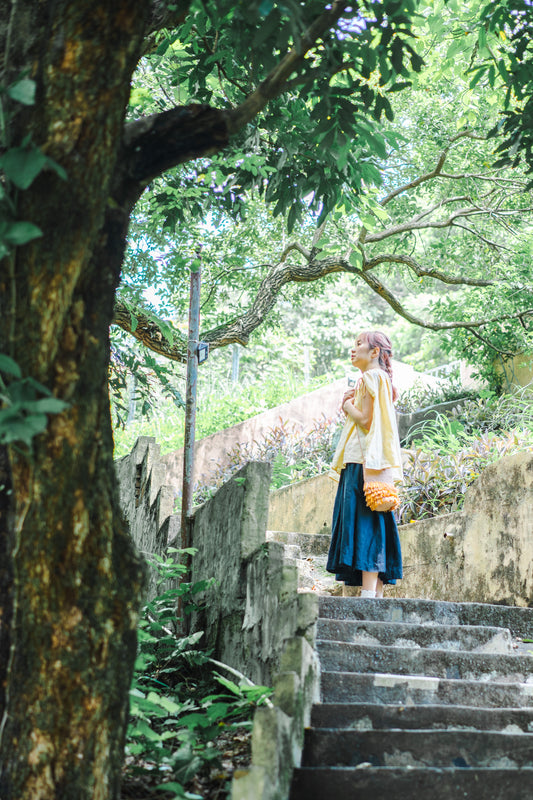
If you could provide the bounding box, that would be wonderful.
[0,3,149,797]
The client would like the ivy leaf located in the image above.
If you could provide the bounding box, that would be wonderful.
[23,398,69,414]
[0,413,48,446]
[0,354,22,378]
[4,221,43,246]
[0,145,47,189]
[7,79,36,106]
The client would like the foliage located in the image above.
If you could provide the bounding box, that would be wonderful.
[0,353,68,449]
[473,1,533,179]
[125,550,272,799]
[113,368,334,457]
[398,428,532,522]
[0,77,66,258]
[398,389,533,522]
[130,0,424,231]
[193,413,342,504]
[110,332,185,430]
[448,383,533,434]
[118,0,533,400]
[396,377,477,414]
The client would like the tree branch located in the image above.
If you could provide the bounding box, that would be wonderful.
[358,269,533,335]
[378,131,484,208]
[225,1,349,135]
[113,247,531,361]
[363,253,494,286]
[113,300,187,362]
[120,1,349,193]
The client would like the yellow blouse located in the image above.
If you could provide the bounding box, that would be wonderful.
[328,368,403,484]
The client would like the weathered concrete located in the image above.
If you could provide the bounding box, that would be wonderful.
[317,618,515,652]
[318,640,533,682]
[291,594,533,800]
[321,670,533,707]
[311,702,533,732]
[267,530,332,556]
[302,728,533,768]
[269,450,533,605]
[115,436,175,597]
[290,766,533,799]
[396,397,470,444]
[268,476,338,535]
[390,450,533,605]
[319,596,533,637]
[116,441,321,800]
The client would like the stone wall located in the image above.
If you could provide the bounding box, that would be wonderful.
[115,440,320,800]
[268,473,337,536]
[268,450,533,606]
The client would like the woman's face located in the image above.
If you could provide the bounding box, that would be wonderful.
[350,334,375,371]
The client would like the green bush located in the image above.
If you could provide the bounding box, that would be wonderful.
[113,371,333,458]
[193,413,343,504]
[398,410,533,523]
[124,550,272,799]
[396,377,477,414]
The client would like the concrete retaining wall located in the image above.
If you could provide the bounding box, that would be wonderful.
[116,441,320,800]
[268,450,533,606]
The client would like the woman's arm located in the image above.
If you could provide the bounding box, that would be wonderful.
[343,387,374,431]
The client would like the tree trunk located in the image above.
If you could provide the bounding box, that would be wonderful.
[0,3,149,797]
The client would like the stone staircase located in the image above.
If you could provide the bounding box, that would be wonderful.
[289,596,533,799]
[266,530,338,594]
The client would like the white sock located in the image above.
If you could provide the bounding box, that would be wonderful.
[360,589,376,598]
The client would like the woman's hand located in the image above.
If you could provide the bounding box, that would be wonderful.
[343,387,374,430]
[341,388,355,413]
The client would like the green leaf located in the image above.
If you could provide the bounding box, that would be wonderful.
[349,250,363,268]
[4,221,43,246]
[7,79,36,106]
[146,691,182,714]
[0,414,48,446]
[0,145,47,189]
[155,782,202,800]
[46,157,67,181]
[213,674,241,696]
[0,355,22,378]
[23,397,68,414]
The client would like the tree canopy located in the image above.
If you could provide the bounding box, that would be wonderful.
[114,0,533,389]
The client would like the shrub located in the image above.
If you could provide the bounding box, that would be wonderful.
[398,413,533,523]
[124,550,272,799]
[193,413,343,504]
[396,377,477,414]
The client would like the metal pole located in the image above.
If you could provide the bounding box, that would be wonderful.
[232,343,240,384]
[180,250,201,550]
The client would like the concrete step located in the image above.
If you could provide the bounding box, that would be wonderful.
[311,702,533,733]
[319,596,533,638]
[266,530,331,557]
[317,639,533,682]
[321,670,533,708]
[301,728,533,768]
[289,766,533,800]
[317,617,515,653]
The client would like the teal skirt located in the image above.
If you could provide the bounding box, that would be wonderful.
[326,462,402,586]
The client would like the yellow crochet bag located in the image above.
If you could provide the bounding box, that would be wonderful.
[362,467,400,513]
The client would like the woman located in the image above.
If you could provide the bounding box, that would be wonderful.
[326,331,403,597]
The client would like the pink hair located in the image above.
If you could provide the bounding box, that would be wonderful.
[361,330,398,401]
